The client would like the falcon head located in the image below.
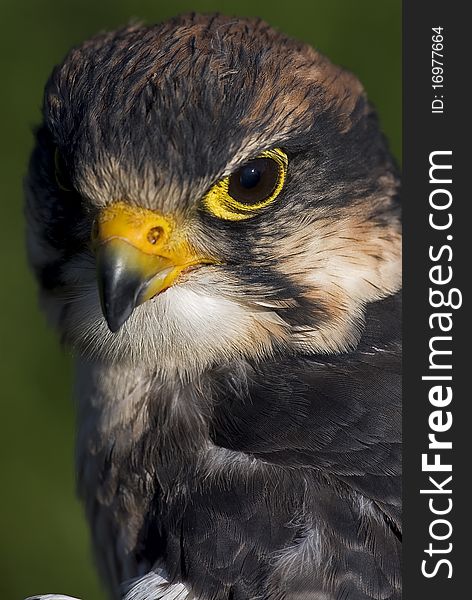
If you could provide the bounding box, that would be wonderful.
[26,14,401,375]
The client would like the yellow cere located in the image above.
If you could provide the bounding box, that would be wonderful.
[202,148,288,221]
[93,201,218,301]
[95,201,176,256]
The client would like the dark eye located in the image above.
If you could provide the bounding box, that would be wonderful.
[228,157,280,204]
[202,148,287,221]
[54,148,74,192]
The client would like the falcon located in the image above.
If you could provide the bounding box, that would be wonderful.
[26,13,402,600]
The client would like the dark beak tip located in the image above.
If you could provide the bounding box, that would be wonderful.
[100,297,136,334]
[96,244,146,333]
[105,316,124,334]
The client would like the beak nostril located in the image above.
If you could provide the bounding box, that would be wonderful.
[147,226,165,245]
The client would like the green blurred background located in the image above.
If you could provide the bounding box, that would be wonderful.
[0,1,400,598]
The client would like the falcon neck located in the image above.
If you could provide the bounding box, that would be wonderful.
[74,359,215,488]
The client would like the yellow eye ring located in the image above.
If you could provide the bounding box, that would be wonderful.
[202,148,288,221]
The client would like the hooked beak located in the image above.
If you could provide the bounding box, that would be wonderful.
[93,202,213,333]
